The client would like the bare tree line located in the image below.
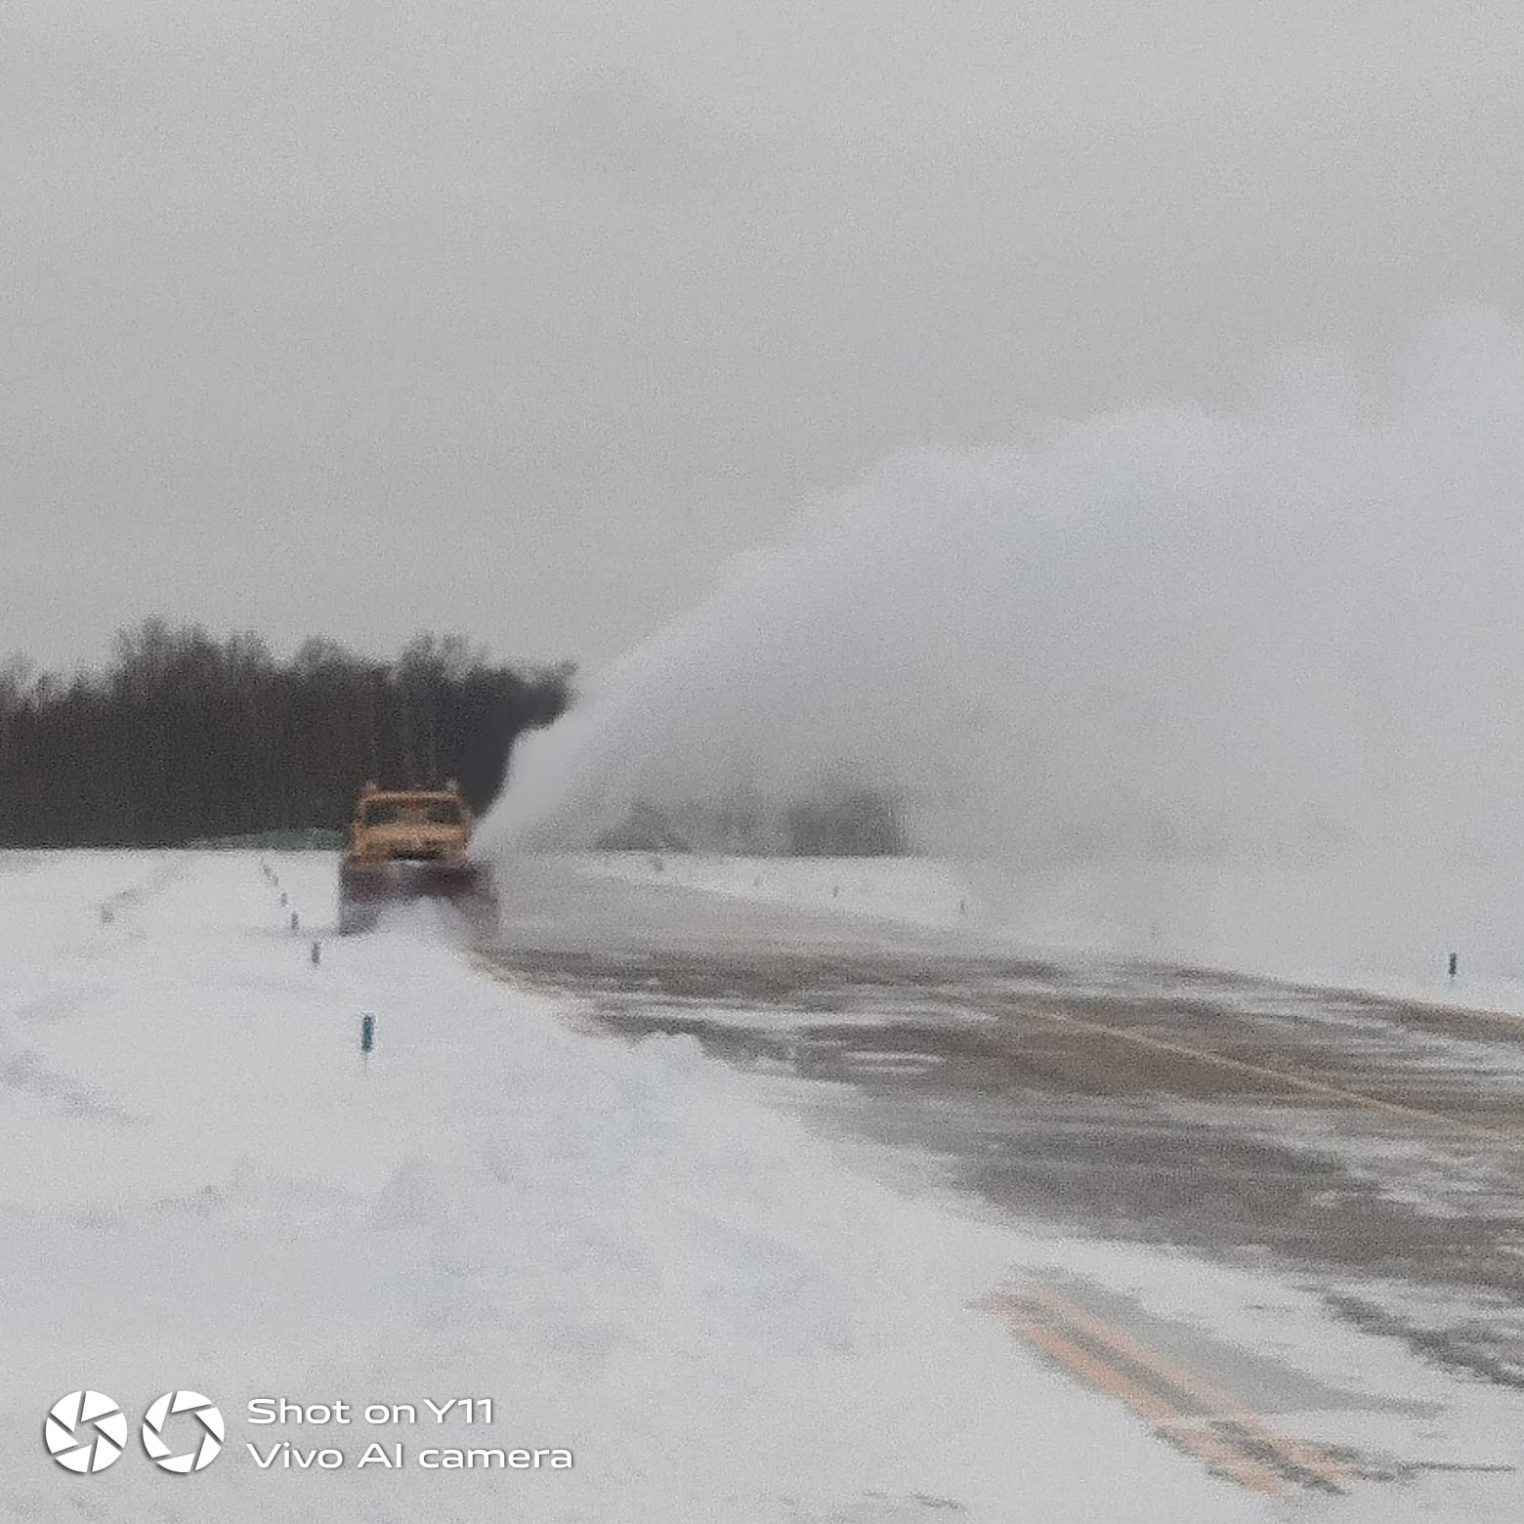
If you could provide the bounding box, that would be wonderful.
[0,620,571,847]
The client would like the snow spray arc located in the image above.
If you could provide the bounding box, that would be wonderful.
[479,311,1524,976]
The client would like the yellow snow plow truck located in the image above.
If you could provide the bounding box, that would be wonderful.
[337,781,497,934]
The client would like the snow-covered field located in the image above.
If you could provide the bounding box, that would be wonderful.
[0,847,1264,1523]
[4,848,1522,1522]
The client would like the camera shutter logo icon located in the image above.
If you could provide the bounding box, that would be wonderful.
[141,1391,225,1473]
[44,1391,128,1473]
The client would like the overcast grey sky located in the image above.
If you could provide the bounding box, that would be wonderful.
[5,0,1522,673]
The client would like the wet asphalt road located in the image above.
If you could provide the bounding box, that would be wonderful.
[477,858,1524,1407]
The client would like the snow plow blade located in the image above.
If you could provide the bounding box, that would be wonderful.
[338,862,497,935]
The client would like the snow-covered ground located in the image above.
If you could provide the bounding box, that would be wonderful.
[3,848,1521,1522]
[0,847,1258,1523]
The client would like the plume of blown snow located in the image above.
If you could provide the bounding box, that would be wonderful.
[479,311,1524,970]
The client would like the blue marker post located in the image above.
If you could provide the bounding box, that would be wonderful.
[361,1013,375,1073]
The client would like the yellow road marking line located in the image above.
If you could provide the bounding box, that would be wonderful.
[1023,1284,1353,1493]
[988,1300,1285,1496]
[1023,1007,1524,1147]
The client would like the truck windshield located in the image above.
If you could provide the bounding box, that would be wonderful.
[363,799,462,825]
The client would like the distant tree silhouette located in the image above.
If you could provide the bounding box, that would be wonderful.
[0,622,572,847]
[785,788,907,856]
[592,785,910,856]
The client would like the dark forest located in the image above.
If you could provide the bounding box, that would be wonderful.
[0,621,571,847]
